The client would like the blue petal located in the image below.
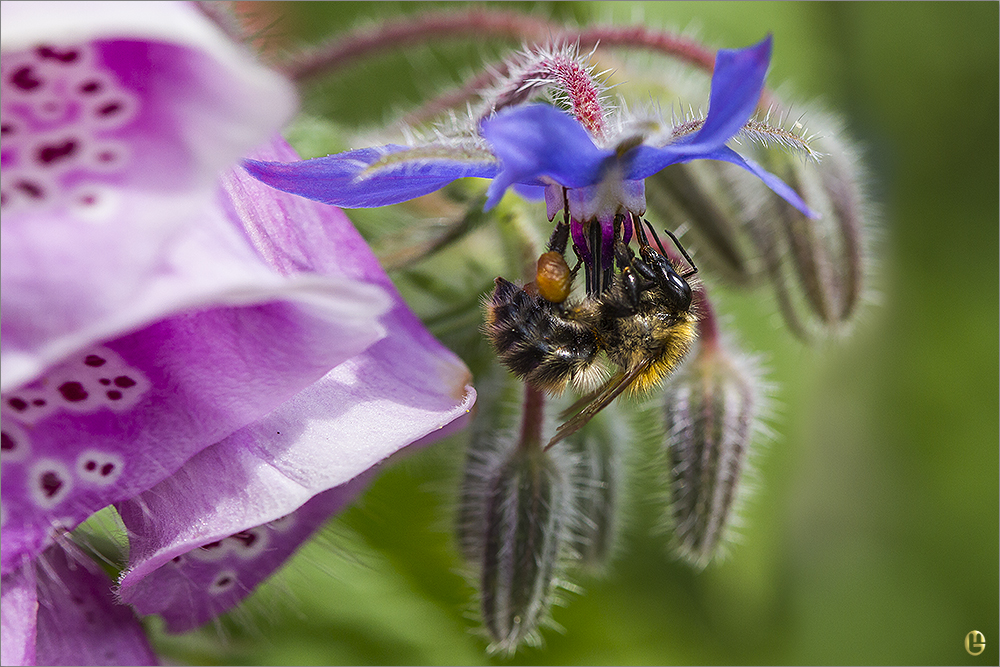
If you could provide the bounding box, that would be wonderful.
[513,183,547,201]
[480,104,611,209]
[243,146,498,209]
[624,36,774,180]
[695,35,773,149]
[622,143,687,181]
[702,146,820,219]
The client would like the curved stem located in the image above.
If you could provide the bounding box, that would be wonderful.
[693,287,722,352]
[518,384,546,452]
[401,18,777,125]
[279,8,555,81]
[277,7,779,126]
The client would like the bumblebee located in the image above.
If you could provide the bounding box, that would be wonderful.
[483,217,699,448]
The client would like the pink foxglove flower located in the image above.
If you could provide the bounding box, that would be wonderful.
[1,2,474,662]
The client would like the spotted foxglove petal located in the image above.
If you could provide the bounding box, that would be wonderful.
[116,135,475,630]
[1,1,297,391]
[34,544,157,666]
[1,270,390,577]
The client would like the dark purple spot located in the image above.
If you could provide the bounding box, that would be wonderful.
[77,194,98,206]
[84,460,97,471]
[36,46,80,63]
[32,399,46,407]
[215,575,233,587]
[99,378,111,386]
[171,555,183,563]
[58,381,88,402]
[40,471,63,498]
[97,101,123,117]
[11,66,42,91]
[84,354,107,367]
[1,123,14,136]
[233,531,257,548]
[113,376,137,388]
[79,80,102,95]
[15,181,44,199]
[100,463,115,476]
[7,397,29,412]
[201,541,224,551]
[1,431,15,451]
[106,390,122,401]
[97,150,117,163]
[37,140,78,166]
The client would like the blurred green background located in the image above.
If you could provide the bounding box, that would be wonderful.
[152,2,998,664]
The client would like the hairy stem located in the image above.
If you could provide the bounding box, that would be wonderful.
[400,15,776,125]
[279,8,555,81]
[519,384,547,452]
[693,287,722,352]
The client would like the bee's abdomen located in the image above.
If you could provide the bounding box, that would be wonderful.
[483,278,599,394]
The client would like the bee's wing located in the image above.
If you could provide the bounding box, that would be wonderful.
[545,358,652,450]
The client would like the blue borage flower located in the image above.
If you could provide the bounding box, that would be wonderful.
[245,35,818,263]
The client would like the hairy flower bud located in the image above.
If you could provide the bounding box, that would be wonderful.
[749,112,873,338]
[456,374,575,654]
[565,420,620,569]
[456,369,522,563]
[660,339,766,568]
[479,443,569,653]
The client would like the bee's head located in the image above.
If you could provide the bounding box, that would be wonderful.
[640,245,693,312]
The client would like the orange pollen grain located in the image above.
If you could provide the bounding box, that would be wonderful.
[536,251,572,303]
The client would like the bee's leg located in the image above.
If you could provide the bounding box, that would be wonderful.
[633,250,670,285]
[547,218,569,255]
[619,265,643,310]
[631,211,652,249]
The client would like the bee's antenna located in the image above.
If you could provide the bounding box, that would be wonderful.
[642,218,667,255]
[661,227,698,279]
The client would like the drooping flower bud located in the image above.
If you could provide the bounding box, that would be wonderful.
[479,43,611,138]
[660,337,766,568]
[457,375,575,654]
[479,440,570,653]
[564,417,620,570]
[644,161,760,286]
[456,367,523,564]
[748,111,873,338]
